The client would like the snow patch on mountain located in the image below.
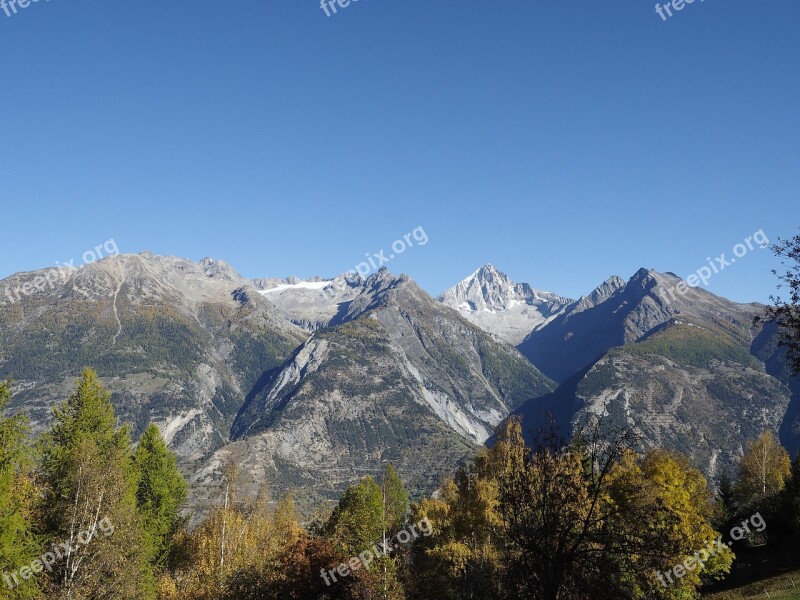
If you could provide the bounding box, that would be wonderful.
[258,281,332,294]
[252,273,364,331]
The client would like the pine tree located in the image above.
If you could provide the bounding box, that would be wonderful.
[40,368,118,494]
[133,424,188,569]
[39,368,154,599]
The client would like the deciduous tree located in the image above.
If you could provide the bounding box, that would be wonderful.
[734,430,791,508]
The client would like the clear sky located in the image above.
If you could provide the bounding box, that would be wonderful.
[0,0,797,303]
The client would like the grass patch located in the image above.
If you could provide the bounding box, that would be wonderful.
[705,569,800,599]
[621,323,760,370]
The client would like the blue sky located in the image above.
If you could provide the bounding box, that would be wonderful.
[0,0,797,303]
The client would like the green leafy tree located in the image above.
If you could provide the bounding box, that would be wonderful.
[39,368,154,599]
[133,424,188,569]
[0,380,40,599]
[322,474,406,599]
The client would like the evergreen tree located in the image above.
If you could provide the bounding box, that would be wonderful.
[39,368,154,599]
[0,380,40,599]
[716,470,737,526]
[40,368,118,494]
[133,424,188,569]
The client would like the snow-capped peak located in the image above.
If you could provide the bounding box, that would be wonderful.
[438,265,573,345]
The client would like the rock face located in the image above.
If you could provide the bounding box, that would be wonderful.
[438,264,573,345]
[195,269,555,510]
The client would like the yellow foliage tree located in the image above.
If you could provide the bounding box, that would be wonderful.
[734,430,791,507]
[158,465,302,600]
[410,418,733,600]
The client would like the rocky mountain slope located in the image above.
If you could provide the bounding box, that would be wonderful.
[517,269,760,383]
[2,254,797,511]
[438,264,573,345]
[194,268,555,509]
[509,269,799,480]
[0,253,306,466]
[0,255,554,512]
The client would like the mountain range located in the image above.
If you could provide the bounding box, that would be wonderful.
[1,253,797,513]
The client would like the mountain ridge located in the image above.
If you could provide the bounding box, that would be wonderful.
[0,254,555,512]
[1,253,794,513]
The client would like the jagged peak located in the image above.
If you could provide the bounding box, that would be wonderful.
[570,275,626,311]
[364,267,407,287]
[472,263,506,278]
[590,274,625,297]
[199,257,243,281]
[627,267,664,287]
[464,264,513,287]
